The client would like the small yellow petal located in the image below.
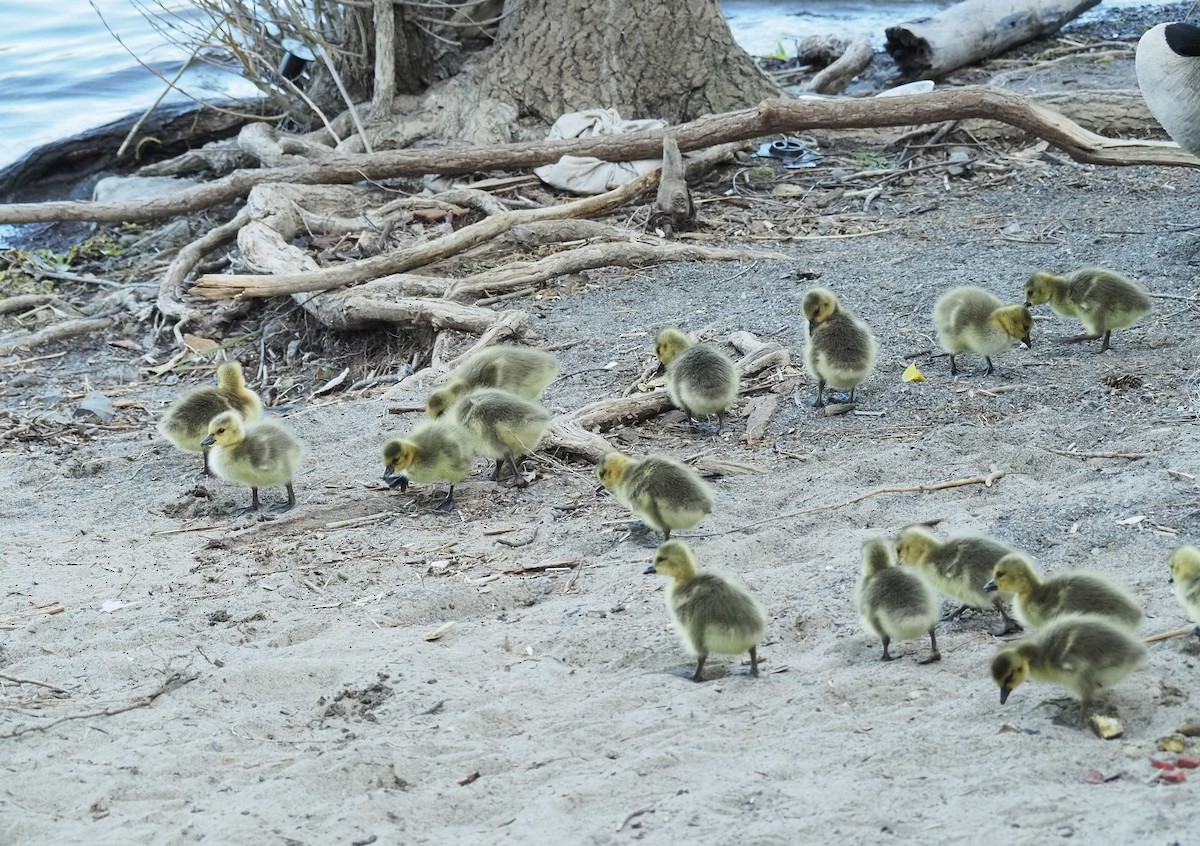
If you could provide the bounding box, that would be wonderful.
[902,362,926,382]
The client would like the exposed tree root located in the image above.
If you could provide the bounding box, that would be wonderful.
[3,88,1197,225]
[0,317,115,357]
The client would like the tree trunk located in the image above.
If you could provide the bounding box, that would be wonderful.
[479,0,780,123]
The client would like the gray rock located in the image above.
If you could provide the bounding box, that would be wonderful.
[75,393,115,422]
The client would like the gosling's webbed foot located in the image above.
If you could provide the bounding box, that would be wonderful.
[432,485,457,512]
[382,474,409,491]
[880,652,899,662]
[918,651,942,665]
[1058,333,1102,346]
[991,620,1022,637]
[941,604,969,622]
[233,505,260,518]
[270,500,295,513]
[688,418,719,435]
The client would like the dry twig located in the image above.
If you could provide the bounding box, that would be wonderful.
[2,672,198,739]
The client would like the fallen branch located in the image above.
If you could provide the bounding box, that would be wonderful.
[806,36,873,95]
[0,672,68,694]
[1040,446,1151,459]
[0,316,114,357]
[1,671,198,739]
[701,468,1007,536]
[157,207,252,341]
[4,87,1197,224]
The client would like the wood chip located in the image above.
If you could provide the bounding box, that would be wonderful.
[424,621,457,641]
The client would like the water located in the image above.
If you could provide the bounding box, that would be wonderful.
[0,0,1183,175]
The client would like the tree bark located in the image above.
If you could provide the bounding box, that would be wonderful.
[479,0,779,123]
[886,0,1101,79]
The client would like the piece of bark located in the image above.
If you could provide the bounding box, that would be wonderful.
[886,0,1100,79]
[650,135,694,232]
[741,395,780,445]
[805,36,874,95]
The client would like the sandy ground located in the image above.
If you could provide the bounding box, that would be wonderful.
[5,24,1200,846]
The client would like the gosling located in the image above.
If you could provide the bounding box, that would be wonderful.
[449,388,549,485]
[382,420,475,510]
[1168,545,1200,636]
[1024,268,1151,353]
[858,538,940,664]
[984,552,1142,631]
[158,361,262,474]
[895,525,1021,636]
[933,286,1032,376]
[1136,23,1200,159]
[644,540,766,681]
[201,411,302,516]
[801,287,877,407]
[654,327,739,433]
[991,614,1145,725]
[597,451,713,540]
[426,346,558,418]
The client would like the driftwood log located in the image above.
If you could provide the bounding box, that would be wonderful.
[649,135,694,233]
[3,87,1198,226]
[886,0,1100,79]
[806,37,874,95]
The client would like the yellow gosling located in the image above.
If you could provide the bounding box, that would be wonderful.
[933,286,1032,376]
[644,540,766,681]
[382,420,475,511]
[449,388,549,485]
[991,614,1144,725]
[201,410,302,516]
[654,327,739,433]
[426,346,558,418]
[802,287,877,407]
[1024,267,1151,353]
[1168,545,1200,637]
[597,451,713,541]
[858,538,940,663]
[158,361,262,474]
[984,552,1142,630]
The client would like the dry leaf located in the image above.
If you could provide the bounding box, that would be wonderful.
[183,334,219,353]
[109,339,142,352]
[424,621,456,641]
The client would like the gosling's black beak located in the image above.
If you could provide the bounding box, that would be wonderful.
[1169,575,1175,584]
[808,320,817,334]
[1023,300,1033,308]
[643,564,657,575]
[381,471,408,491]
[999,686,1012,705]
[1021,334,1032,349]
[200,434,215,447]
[595,484,608,496]
[983,579,998,593]
[654,361,666,377]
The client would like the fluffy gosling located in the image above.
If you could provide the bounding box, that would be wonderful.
[1168,545,1200,636]
[654,327,739,433]
[801,287,877,407]
[933,286,1032,376]
[382,420,475,510]
[1136,23,1200,159]
[450,388,549,485]
[201,411,302,516]
[895,525,1021,636]
[984,552,1142,631]
[1024,267,1151,353]
[858,538,940,663]
[597,451,713,540]
[426,346,558,418]
[644,540,766,681]
[990,614,1145,725]
[158,361,262,474]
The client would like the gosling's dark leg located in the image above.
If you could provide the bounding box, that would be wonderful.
[748,645,759,677]
[234,487,262,517]
[990,599,1022,636]
[813,378,826,409]
[683,403,718,434]
[949,354,959,376]
[202,450,211,476]
[270,482,296,513]
[880,635,897,661]
[1060,332,1102,345]
[691,653,707,682]
[1099,330,1112,353]
[985,356,995,376]
[717,411,726,434]
[919,627,942,664]
[662,527,671,541]
[942,603,969,622]
[491,459,504,482]
[847,386,857,402]
[433,485,457,512]
[508,453,526,487]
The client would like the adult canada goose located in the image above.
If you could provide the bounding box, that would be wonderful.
[158,361,262,474]
[801,287,877,407]
[1136,23,1200,159]
[644,540,767,681]
[426,346,558,418]
[201,410,302,516]
[654,327,739,433]
[1023,268,1151,353]
[932,286,1032,376]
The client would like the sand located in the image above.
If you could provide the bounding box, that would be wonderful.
[3,33,1200,846]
